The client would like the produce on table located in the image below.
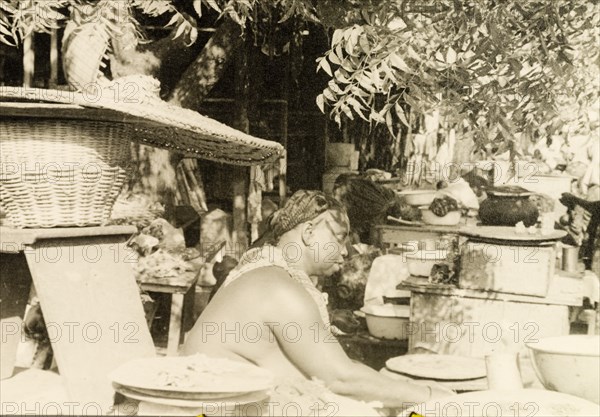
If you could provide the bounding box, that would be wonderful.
[334,176,408,241]
[428,239,461,286]
[429,196,459,217]
[388,198,422,221]
[127,218,194,280]
[130,248,193,279]
[530,193,556,214]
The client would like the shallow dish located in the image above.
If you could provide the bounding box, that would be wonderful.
[385,354,486,380]
[405,250,447,277]
[360,304,410,340]
[109,354,274,394]
[397,190,437,206]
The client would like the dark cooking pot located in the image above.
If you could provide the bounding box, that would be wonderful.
[479,186,539,227]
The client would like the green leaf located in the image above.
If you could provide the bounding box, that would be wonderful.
[334,69,349,84]
[329,51,341,66]
[316,94,325,113]
[334,113,342,127]
[173,20,187,40]
[341,104,354,120]
[319,58,333,76]
[193,0,202,17]
[370,111,385,123]
[166,13,180,27]
[341,58,354,73]
[328,79,344,94]
[279,2,297,23]
[323,87,336,101]
[347,97,368,121]
[332,29,344,46]
[446,47,457,64]
[395,103,410,127]
[205,0,221,12]
[389,53,411,73]
[358,33,370,54]
[346,26,361,56]
[385,111,395,136]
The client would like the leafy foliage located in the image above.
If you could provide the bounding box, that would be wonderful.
[0,0,319,51]
[2,0,597,161]
[315,0,600,157]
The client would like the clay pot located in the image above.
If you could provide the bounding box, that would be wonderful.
[479,187,539,227]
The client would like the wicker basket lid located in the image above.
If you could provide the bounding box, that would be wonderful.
[0,77,284,166]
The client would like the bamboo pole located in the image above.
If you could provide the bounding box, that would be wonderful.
[49,29,58,88]
[23,34,34,87]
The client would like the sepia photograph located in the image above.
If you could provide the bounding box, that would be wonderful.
[0,0,598,416]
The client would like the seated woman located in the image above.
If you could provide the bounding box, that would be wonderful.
[183,190,454,407]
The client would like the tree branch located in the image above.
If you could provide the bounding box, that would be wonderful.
[168,18,243,109]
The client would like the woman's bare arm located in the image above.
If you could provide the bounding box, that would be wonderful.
[264,272,453,408]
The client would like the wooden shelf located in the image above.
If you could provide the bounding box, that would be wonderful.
[0,225,137,253]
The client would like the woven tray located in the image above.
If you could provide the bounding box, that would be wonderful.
[0,119,132,228]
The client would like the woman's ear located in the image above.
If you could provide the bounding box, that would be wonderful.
[300,222,315,246]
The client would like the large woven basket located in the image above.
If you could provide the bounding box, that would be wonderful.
[0,119,132,228]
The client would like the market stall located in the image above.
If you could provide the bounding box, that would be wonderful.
[0,84,285,414]
[321,167,599,410]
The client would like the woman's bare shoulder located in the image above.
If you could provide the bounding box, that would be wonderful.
[220,266,317,313]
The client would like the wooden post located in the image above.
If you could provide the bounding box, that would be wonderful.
[23,33,34,87]
[232,42,250,251]
[279,150,287,206]
[49,29,58,88]
[249,166,260,243]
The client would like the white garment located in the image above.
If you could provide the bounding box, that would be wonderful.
[363,255,410,306]
[583,270,600,305]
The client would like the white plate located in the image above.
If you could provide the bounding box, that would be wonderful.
[114,384,269,408]
[109,354,274,394]
[400,389,600,417]
[116,384,254,400]
[385,354,486,380]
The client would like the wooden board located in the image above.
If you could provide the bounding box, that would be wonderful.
[24,234,155,413]
[459,226,566,244]
[459,242,555,297]
[401,274,582,306]
[0,226,137,253]
[408,291,570,358]
[370,224,461,251]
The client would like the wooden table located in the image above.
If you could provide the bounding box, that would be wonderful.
[0,226,155,413]
[370,223,466,251]
[138,272,198,356]
[400,274,582,358]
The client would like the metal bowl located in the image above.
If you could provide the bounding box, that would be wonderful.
[527,335,600,404]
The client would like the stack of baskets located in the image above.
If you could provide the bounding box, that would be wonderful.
[0,119,132,228]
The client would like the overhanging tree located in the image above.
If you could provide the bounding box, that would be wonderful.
[2,0,598,182]
[315,0,599,164]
